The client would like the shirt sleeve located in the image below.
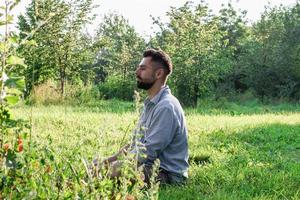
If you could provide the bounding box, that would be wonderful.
[138,106,179,167]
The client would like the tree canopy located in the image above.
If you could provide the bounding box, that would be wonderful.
[13,0,300,106]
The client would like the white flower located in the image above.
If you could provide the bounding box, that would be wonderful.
[0,73,9,83]
[0,90,6,100]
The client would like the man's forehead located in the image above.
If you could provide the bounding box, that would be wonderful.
[139,57,161,68]
[139,57,152,67]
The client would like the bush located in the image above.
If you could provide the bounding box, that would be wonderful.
[28,80,62,105]
[27,80,103,105]
[64,84,101,104]
[98,76,136,101]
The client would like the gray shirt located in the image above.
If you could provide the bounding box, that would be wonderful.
[134,86,189,177]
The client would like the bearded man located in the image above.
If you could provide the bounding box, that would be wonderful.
[98,49,189,185]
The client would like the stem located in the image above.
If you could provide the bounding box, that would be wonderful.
[0,0,8,95]
[0,0,9,149]
[0,0,8,102]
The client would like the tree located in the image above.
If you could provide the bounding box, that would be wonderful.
[150,2,233,106]
[18,0,96,95]
[244,3,300,101]
[216,3,250,95]
[0,1,32,194]
[93,13,146,100]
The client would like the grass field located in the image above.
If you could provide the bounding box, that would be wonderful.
[4,101,300,199]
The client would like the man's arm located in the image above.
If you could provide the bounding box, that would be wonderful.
[138,106,178,167]
[94,144,130,167]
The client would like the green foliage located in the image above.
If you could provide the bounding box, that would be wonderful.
[13,0,300,105]
[150,2,234,106]
[3,0,300,198]
[2,102,163,199]
[63,83,101,105]
[213,3,250,97]
[0,1,30,198]
[95,13,146,75]
[71,99,135,113]
[0,0,29,138]
[18,0,96,95]
[93,13,145,100]
[149,1,300,105]
[8,103,300,199]
[98,75,136,101]
[186,97,300,115]
[160,123,300,200]
[27,80,62,105]
[229,3,300,101]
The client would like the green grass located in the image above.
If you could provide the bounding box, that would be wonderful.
[6,102,300,199]
[186,99,300,115]
[24,98,300,115]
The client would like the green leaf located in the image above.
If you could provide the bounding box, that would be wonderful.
[15,79,25,90]
[7,88,22,95]
[8,35,18,44]
[5,149,17,168]
[0,42,5,51]
[9,1,20,11]
[5,95,19,105]
[7,15,14,23]
[7,55,27,68]
[5,77,25,90]
[24,40,37,46]
[0,20,5,26]
[19,31,29,36]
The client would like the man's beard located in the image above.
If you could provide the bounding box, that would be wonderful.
[137,80,155,90]
[136,75,156,90]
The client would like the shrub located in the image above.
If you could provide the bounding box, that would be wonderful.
[29,80,62,105]
[27,80,104,105]
[64,84,101,104]
[98,76,136,101]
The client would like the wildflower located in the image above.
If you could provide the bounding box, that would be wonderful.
[17,137,23,152]
[1,90,6,100]
[45,165,52,173]
[18,137,22,145]
[125,194,135,200]
[18,143,23,152]
[0,72,9,82]
[3,143,9,152]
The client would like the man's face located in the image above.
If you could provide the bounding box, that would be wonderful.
[135,57,157,90]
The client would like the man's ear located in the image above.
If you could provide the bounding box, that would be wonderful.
[155,68,164,79]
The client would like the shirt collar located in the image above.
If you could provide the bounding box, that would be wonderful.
[145,85,170,105]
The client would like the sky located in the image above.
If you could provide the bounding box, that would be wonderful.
[3,0,299,38]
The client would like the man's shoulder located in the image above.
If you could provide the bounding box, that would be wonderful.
[156,93,182,111]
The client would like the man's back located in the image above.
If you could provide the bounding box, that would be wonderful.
[137,86,189,178]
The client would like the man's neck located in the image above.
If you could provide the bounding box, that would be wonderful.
[147,83,166,99]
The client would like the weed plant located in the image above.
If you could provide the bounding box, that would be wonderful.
[3,102,300,199]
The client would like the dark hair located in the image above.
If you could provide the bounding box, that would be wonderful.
[143,48,172,75]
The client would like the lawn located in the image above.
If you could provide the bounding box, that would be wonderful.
[3,102,300,199]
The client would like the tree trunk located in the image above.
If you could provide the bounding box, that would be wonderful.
[59,57,65,95]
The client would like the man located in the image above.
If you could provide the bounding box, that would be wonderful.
[98,49,189,185]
